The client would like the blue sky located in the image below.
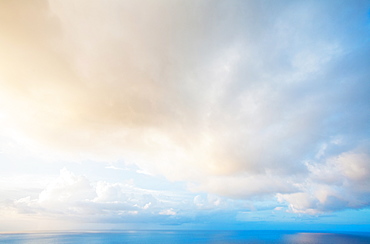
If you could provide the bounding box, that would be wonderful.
[0,0,369,232]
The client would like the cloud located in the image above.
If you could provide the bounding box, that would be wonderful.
[0,0,369,215]
[6,169,186,223]
[159,209,177,216]
[5,169,261,228]
[278,149,370,214]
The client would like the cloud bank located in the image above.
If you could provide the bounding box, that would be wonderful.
[5,168,244,229]
[0,0,369,216]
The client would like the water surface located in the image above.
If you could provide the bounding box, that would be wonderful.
[1,230,369,243]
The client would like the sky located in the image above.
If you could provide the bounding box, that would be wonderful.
[0,0,369,232]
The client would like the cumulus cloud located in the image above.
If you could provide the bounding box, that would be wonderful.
[159,209,177,216]
[6,169,193,223]
[0,0,369,215]
[278,149,370,214]
[2,168,272,227]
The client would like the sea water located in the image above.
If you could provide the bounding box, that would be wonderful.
[0,230,369,244]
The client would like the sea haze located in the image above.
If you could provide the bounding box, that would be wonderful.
[0,230,370,244]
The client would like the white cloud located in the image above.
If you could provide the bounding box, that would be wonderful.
[159,208,176,216]
[278,150,370,214]
[5,169,197,224]
[0,0,369,218]
[38,168,95,204]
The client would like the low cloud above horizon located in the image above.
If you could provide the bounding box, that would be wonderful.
[0,0,369,231]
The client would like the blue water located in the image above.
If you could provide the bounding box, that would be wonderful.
[0,230,369,244]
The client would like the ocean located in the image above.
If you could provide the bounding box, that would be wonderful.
[0,230,369,244]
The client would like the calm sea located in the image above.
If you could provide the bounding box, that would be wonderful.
[0,230,369,244]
